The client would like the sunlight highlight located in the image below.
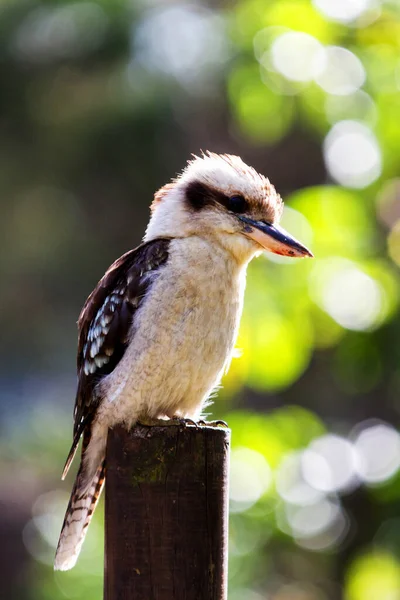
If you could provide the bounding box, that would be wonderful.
[354,422,400,484]
[312,0,381,24]
[270,31,325,82]
[323,120,382,188]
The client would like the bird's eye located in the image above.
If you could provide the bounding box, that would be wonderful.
[228,195,247,213]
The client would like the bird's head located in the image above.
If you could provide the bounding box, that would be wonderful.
[145,152,312,264]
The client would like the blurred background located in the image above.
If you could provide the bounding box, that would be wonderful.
[1,0,400,598]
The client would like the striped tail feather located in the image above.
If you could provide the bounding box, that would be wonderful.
[54,458,106,571]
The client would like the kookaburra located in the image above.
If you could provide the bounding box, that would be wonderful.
[54,152,312,571]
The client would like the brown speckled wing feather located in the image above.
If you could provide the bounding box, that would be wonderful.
[63,238,170,477]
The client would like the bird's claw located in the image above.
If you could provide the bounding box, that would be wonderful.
[170,416,198,428]
[197,419,229,428]
[172,418,229,428]
[137,417,228,429]
[137,417,199,428]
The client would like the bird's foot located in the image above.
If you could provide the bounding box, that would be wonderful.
[170,416,199,428]
[137,416,198,428]
[169,417,229,428]
[137,417,228,429]
[197,419,229,428]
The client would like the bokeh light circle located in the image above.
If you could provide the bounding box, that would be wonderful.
[230,447,272,511]
[315,46,366,95]
[323,120,382,188]
[270,31,325,83]
[354,422,400,484]
[312,0,379,24]
[303,434,358,493]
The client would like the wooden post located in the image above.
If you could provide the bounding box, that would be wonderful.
[104,423,230,600]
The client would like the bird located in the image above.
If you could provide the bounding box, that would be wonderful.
[54,151,312,571]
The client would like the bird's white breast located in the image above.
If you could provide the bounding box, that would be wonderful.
[97,237,247,427]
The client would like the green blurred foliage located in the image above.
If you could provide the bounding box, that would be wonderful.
[345,551,400,600]
[1,0,400,599]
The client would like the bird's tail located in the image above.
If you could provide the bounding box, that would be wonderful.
[54,456,106,571]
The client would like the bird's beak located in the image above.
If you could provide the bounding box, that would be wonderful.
[238,216,313,258]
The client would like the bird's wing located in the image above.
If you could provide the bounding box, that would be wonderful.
[62,238,170,478]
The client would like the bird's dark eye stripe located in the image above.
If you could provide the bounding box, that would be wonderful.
[185,180,212,211]
[227,195,248,214]
[185,180,249,214]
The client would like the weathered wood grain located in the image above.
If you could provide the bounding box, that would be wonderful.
[104,423,230,600]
